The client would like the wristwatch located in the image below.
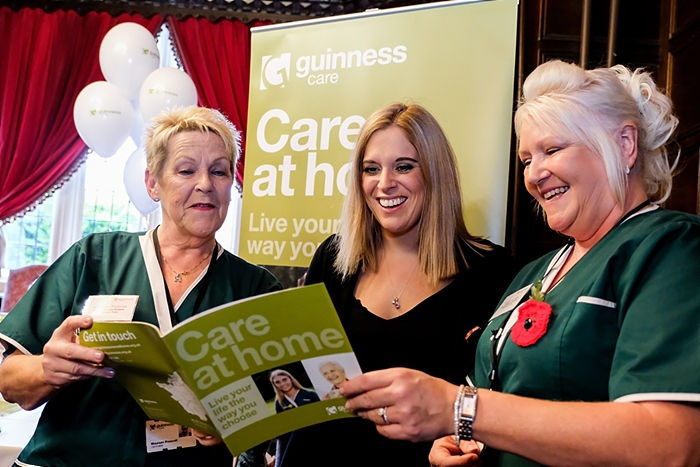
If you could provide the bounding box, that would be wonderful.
[458,386,478,441]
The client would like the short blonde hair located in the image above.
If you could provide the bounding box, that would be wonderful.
[144,106,241,180]
[515,60,678,205]
[334,102,486,286]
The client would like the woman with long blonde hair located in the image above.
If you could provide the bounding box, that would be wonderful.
[275,103,517,467]
[269,369,319,413]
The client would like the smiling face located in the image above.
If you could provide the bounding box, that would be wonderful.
[146,131,233,241]
[362,125,426,241]
[518,120,620,243]
[320,363,347,387]
[272,375,293,393]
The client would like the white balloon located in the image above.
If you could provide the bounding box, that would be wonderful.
[123,147,159,216]
[99,22,160,101]
[73,81,134,158]
[139,67,198,123]
[130,99,147,147]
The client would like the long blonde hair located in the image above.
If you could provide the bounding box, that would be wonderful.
[269,369,305,406]
[334,102,487,286]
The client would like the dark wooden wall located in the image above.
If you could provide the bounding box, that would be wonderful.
[507,0,700,264]
[660,0,700,215]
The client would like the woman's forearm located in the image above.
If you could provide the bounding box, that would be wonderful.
[0,351,58,410]
[0,315,115,410]
[343,369,700,466]
[0,315,114,409]
[474,390,700,467]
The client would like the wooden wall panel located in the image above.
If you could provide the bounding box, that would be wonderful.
[542,0,582,38]
[510,0,667,263]
[664,0,700,213]
[674,0,700,32]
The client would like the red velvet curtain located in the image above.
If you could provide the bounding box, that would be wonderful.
[0,7,162,224]
[167,17,272,188]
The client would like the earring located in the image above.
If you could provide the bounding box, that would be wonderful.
[625,166,630,175]
[154,197,160,202]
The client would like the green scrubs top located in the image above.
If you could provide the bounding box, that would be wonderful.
[473,208,700,466]
[0,230,281,467]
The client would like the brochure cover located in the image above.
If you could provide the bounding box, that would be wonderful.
[79,284,362,456]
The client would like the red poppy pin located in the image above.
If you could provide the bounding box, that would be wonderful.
[511,280,552,347]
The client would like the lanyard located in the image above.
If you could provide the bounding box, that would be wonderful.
[487,244,571,389]
[610,199,651,229]
[284,394,299,408]
[487,199,651,388]
[152,227,219,326]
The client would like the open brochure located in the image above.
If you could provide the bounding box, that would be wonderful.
[79,284,362,456]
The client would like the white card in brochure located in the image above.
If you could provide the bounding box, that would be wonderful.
[81,295,139,322]
[145,420,197,452]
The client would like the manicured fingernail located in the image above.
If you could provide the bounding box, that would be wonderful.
[94,352,103,361]
[105,368,115,378]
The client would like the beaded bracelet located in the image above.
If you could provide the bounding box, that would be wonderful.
[453,384,465,446]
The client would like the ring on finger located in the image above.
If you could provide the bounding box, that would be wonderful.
[378,406,390,424]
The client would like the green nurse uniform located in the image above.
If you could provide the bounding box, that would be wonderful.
[473,208,700,467]
[0,230,281,467]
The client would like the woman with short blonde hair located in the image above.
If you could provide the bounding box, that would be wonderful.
[0,106,280,467]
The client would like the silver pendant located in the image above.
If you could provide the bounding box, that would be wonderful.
[174,274,182,282]
[392,297,400,309]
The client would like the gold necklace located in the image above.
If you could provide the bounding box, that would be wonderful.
[162,247,215,282]
[385,255,419,310]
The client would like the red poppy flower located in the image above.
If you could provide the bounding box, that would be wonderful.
[511,299,552,347]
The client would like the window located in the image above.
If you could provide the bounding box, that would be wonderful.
[1,23,241,273]
[2,198,55,268]
[83,139,144,237]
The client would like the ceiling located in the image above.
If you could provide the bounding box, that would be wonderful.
[1,0,440,23]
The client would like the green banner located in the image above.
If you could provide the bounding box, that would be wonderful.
[241,0,518,266]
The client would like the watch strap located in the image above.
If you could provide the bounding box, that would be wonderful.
[457,386,478,441]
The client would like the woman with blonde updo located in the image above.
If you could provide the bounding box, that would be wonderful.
[341,61,700,467]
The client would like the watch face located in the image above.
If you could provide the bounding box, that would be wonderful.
[461,388,477,418]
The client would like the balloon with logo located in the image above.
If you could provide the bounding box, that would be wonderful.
[123,146,159,216]
[73,81,134,158]
[139,67,198,123]
[99,22,160,101]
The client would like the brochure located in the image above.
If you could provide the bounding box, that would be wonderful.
[79,284,362,456]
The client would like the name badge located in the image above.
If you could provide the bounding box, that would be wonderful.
[489,284,531,321]
[145,420,197,453]
[82,295,139,322]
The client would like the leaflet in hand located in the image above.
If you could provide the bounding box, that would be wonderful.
[79,284,361,457]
